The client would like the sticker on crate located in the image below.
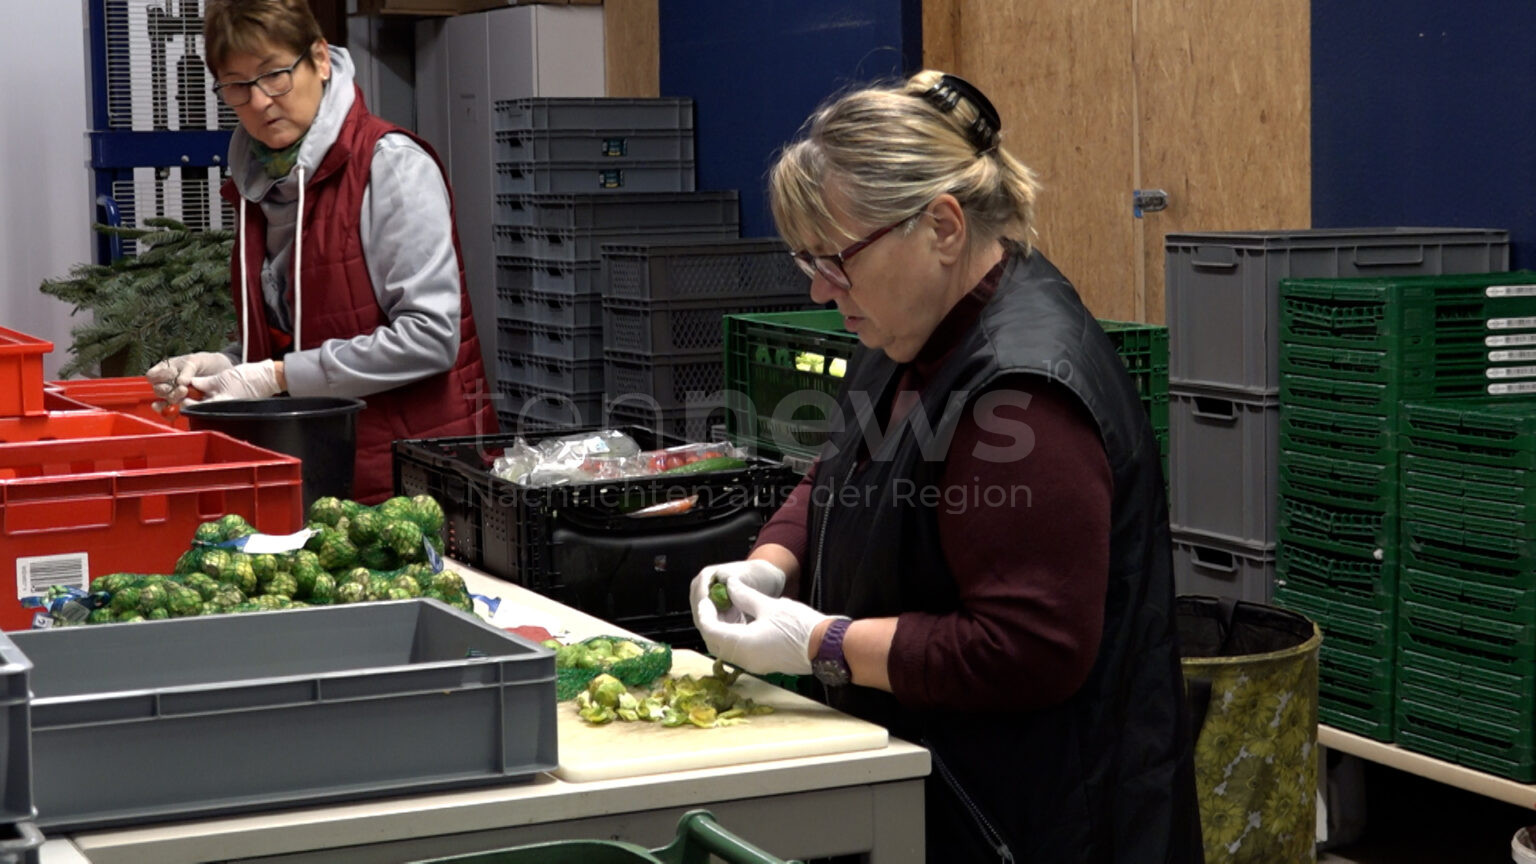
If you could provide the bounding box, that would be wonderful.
[15,553,87,599]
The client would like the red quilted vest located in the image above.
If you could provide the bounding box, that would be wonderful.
[220,86,497,504]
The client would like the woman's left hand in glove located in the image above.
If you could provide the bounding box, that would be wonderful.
[694,581,840,675]
[190,359,284,401]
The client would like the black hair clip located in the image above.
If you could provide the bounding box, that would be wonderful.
[921,73,1003,154]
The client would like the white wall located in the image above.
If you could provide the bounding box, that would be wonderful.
[0,2,92,378]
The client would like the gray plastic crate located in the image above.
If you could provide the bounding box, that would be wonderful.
[494,129,695,165]
[1172,530,1276,603]
[1169,387,1280,547]
[602,239,807,303]
[0,637,29,829]
[602,294,813,358]
[494,161,696,195]
[498,351,604,394]
[608,403,723,445]
[494,98,694,133]
[13,600,555,831]
[498,383,604,430]
[493,224,737,263]
[496,258,602,297]
[494,191,739,232]
[497,288,602,330]
[605,352,725,412]
[0,823,40,864]
[501,322,603,362]
[1165,228,1510,395]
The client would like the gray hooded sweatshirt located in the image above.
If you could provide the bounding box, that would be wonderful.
[224,46,462,399]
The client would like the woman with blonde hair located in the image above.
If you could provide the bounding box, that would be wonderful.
[693,71,1202,862]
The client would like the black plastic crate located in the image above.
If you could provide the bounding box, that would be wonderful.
[605,351,724,411]
[496,383,605,431]
[602,239,807,303]
[494,98,694,133]
[608,403,727,447]
[603,294,813,358]
[497,288,602,330]
[391,428,795,646]
[495,191,738,233]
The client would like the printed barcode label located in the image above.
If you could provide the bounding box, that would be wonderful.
[15,553,88,598]
[1489,381,1536,395]
[1489,350,1536,363]
[1485,365,1536,379]
[1486,285,1536,297]
[1486,333,1536,347]
[1487,316,1536,330]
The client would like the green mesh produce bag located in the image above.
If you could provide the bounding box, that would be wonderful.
[555,636,672,701]
[1178,597,1322,864]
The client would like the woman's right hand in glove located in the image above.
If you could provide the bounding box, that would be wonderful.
[690,559,787,625]
[146,352,233,409]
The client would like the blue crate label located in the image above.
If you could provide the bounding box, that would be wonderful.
[16,552,88,599]
[1487,381,1536,395]
[1486,285,1536,298]
[599,169,624,189]
[470,593,500,619]
[1484,366,1536,379]
[1486,333,1536,348]
[1486,316,1536,331]
[228,528,315,555]
[1488,350,1536,363]
[424,536,444,573]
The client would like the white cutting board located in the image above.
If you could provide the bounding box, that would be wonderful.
[554,649,889,782]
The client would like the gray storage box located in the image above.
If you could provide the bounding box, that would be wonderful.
[0,823,41,864]
[494,191,738,232]
[1173,530,1276,603]
[495,161,696,195]
[14,600,555,831]
[1169,387,1280,547]
[1165,228,1509,395]
[0,638,29,828]
[494,98,694,133]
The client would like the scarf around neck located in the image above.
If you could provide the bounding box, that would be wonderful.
[250,134,307,180]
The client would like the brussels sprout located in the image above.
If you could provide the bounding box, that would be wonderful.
[199,548,233,580]
[347,510,384,547]
[612,640,644,661]
[367,575,392,601]
[193,521,224,545]
[263,572,298,599]
[578,705,616,725]
[586,638,614,657]
[217,513,255,542]
[430,570,467,597]
[377,496,414,524]
[358,544,399,572]
[709,582,731,612]
[115,610,145,623]
[166,586,202,616]
[183,573,221,601]
[341,567,373,589]
[307,496,346,527]
[137,583,168,615]
[386,587,415,600]
[589,674,626,709]
[402,563,435,592]
[340,499,366,520]
[309,573,336,604]
[86,608,113,625]
[199,601,221,617]
[380,520,425,560]
[213,585,246,609]
[388,575,421,598]
[227,555,258,595]
[336,582,367,604]
[146,607,171,621]
[172,548,204,576]
[250,553,279,584]
[408,494,446,535]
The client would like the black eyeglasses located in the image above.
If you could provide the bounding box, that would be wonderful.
[212,50,311,107]
[791,218,909,290]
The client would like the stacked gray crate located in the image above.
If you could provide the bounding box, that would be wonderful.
[491,97,743,432]
[1165,229,1511,602]
[602,239,814,443]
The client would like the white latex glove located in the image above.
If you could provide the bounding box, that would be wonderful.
[190,359,283,401]
[147,351,233,408]
[690,559,787,625]
[694,582,839,676]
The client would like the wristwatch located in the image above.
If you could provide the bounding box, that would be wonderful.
[811,618,853,687]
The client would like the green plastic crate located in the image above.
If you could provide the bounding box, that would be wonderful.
[1279,271,1536,350]
[1402,487,1536,535]
[1279,342,1506,397]
[1397,648,1536,715]
[1272,585,1396,661]
[1395,698,1536,781]
[1397,598,1536,663]
[722,310,858,461]
[1278,449,1397,513]
[1402,454,1536,504]
[414,809,800,864]
[1280,373,1393,416]
[1400,567,1536,626]
[1279,405,1395,464]
[1278,497,1398,563]
[1276,543,1396,612]
[1400,400,1536,468]
[1403,519,1536,580]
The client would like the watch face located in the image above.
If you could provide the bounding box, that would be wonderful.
[812,657,851,687]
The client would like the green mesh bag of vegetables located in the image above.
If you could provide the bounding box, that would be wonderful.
[549,635,672,701]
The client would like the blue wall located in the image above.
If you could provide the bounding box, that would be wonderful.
[1312,2,1536,268]
[659,1,922,239]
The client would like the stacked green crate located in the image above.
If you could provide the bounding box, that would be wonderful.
[1276,270,1536,741]
[1099,320,1169,463]
[1395,402,1536,780]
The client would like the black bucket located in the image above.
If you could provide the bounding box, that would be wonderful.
[181,397,366,510]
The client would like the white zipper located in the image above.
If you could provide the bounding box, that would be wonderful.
[929,743,1015,862]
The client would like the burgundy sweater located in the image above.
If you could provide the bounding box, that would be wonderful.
[755,259,1113,711]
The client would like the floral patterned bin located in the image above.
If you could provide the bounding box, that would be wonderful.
[1178,596,1322,864]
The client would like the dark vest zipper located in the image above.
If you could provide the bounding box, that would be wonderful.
[928,742,1015,863]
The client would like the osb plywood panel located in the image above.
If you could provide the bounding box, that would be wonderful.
[925,0,1140,321]
[1136,0,1310,324]
[605,0,659,97]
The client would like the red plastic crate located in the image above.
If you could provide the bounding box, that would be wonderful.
[0,432,303,630]
[0,410,180,443]
[0,329,51,418]
[45,378,189,431]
